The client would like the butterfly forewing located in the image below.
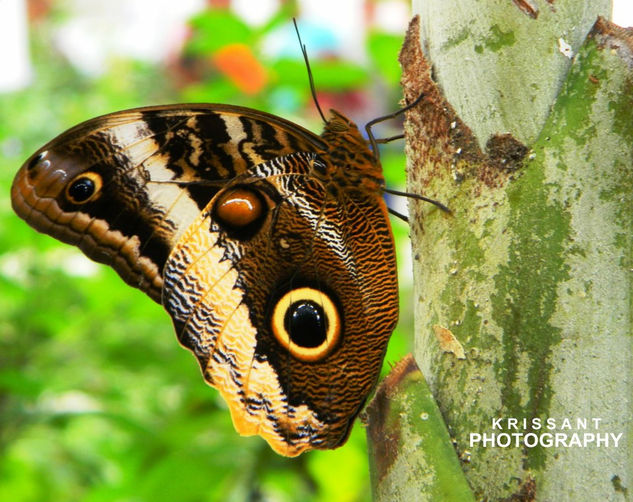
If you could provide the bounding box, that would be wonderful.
[12,105,324,301]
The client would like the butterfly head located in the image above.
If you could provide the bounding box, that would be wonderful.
[318,110,385,193]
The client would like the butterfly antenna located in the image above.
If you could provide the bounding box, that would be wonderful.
[293,18,327,124]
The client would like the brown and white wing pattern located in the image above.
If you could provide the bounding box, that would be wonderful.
[11,105,323,302]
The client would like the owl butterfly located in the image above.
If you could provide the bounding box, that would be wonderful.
[11,71,443,455]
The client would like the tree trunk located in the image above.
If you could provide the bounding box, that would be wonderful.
[367,1,633,500]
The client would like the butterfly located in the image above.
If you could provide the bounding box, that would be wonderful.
[10,22,449,453]
[11,99,408,455]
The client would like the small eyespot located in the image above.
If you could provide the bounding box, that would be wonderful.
[27,151,50,171]
[213,186,267,239]
[65,172,102,204]
[271,287,341,362]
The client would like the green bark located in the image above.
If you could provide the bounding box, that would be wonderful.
[365,356,475,501]
[368,2,633,500]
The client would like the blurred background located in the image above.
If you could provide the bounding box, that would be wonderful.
[0,1,630,501]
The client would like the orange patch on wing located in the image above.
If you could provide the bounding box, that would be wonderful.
[213,44,268,95]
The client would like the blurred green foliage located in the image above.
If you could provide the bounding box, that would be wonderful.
[0,5,412,502]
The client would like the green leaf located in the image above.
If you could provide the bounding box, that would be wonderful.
[185,10,253,55]
[367,31,403,86]
[272,59,368,91]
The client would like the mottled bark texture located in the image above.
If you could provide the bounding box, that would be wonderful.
[367,3,632,501]
[365,355,474,501]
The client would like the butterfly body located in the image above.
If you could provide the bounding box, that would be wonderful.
[12,103,398,456]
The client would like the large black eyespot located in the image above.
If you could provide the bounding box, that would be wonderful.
[284,301,327,348]
[271,287,341,362]
[212,186,267,240]
[65,172,102,204]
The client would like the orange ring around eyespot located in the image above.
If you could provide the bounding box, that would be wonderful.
[271,287,341,362]
[65,172,103,205]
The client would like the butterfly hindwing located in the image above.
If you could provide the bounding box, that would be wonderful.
[163,152,397,456]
